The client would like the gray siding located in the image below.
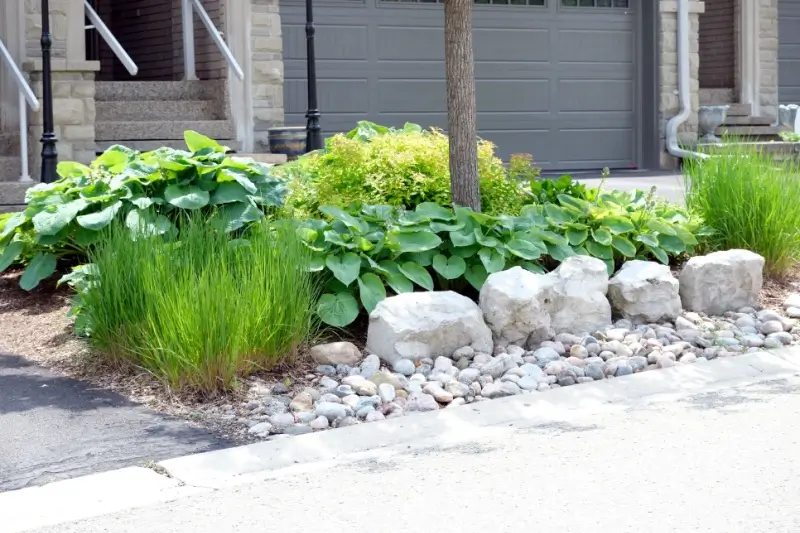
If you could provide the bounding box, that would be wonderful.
[780,0,800,103]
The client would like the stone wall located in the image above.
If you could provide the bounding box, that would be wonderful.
[659,0,705,169]
[760,0,779,116]
[24,60,99,174]
[250,0,284,152]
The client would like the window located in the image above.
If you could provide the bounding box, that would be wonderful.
[561,0,629,7]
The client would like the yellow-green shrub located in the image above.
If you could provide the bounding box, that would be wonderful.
[276,122,528,217]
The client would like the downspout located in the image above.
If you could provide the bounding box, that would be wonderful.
[665,0,708,160]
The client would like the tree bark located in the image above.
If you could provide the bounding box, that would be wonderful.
[444,0,480,211]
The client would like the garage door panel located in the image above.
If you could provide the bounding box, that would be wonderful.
[779,0,800,102]
[557,80,633,112]
[280,0,638,169]
[377,81,446,113]
[476,80,551,112]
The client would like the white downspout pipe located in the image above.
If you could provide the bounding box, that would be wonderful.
[665,0,708,160]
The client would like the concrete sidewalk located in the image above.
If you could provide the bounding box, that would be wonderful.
[5,348,800,533]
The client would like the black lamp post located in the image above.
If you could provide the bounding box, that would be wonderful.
[304,0,322,152]
[40,0,58,183]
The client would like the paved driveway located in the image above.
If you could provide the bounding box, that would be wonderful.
[0,354,230,491]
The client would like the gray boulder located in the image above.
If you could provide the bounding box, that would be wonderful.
[679,250,764,315]
[608,260,682,323]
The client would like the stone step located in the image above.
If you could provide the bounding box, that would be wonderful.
[0,181,32,207]
[722,115,775,126]
[715,124,787,138]
[234,153,288,165]
[95,138,241,154]
[723,103,753,117]
[96,100,223,122]
[95,81,224,102]
[0,156,23,182]
[95,120,235,142]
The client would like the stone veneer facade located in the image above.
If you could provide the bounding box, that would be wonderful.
[0,0,785,170]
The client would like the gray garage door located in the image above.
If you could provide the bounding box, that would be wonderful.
[280,0,637,170]
[780,0,800,103]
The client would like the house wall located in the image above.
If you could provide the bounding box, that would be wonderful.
[699,0,735,89]
[760,0,779,115]
[249,0,284,152]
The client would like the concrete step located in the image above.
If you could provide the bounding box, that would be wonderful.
[235,153,288,165]
[96,100,223,122]
[0,156,23,182]
[95,138,241,154]
[722,115,775,126]
[95,120,235,142]
[0,181,32,207]
[95,81,223,102]
[715,124,787,138]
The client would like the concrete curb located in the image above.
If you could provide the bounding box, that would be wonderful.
[3,349,800,532]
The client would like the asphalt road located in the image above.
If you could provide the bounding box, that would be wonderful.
[34,374,800,533]
[0,354,230,491]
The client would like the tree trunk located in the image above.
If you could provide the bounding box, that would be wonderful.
[444,0,480,211]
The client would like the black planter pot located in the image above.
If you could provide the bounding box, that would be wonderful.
[268,127,307,160]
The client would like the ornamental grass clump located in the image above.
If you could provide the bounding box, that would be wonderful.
[73,215,320,395]
[684,143,800,277]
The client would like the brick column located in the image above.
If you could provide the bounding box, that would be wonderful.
[250,0,284,152]
[659,0,705,169]
[759,0,779,116]
[24,59,100,175]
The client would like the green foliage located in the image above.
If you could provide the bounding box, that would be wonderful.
[299,193,704,327]
[526,173,592,204]
[779,131,800,142]
[0,131,286,290]
[62,215,320,395]
[685,143,800,276]
[275,121,526,217]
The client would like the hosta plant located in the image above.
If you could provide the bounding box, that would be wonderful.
[298,192,706,327]
[0,131,286,290]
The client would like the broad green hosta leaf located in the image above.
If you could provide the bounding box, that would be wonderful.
[590,227,612,246]
[522,261,546,274]
[0,212,26,240]
[91,147,130,169]
[474,228,500,248]
[566,227,588,246]
[398,262,434,291]
[317,292,360,327]
[32,199,87,236]
[547,242,576,262]
[211,182,250,205]
[430,221,465,232]
[20,252,57,291]
[634,233,659,248]
[358,273,386,313]
[529,228,569,246]
[432,254,466,280]
[478,248,505,273]
[544,204,574,226]
[658,234,686,254]
[603,216,635,234]
[319,205,369,233]
[464,262,489,291]
[449,243,480,259]
[449,230,476,247]
[388,229,442,253]
[185,130,223,153]
[164,184,209,209]
[645,219,677,236]
[415,202,454,221]
[611,235,636,258]
[0,241,24,273]
[326,252,362,286]
[76,200,122,231]
[672,225,698,245]
[126,209,173,238]
[585,239,613,260]
[646,244,669,265]
[211,203,263,232]
[506,238,545,261]
[557,194,593,214]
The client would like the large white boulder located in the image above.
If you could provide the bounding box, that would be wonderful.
[479,257,611,347]
[549,256,612,334]
[679,249,764,315]
[479,267,558,346]
[608,260,682,323]
[366,291,493,365]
